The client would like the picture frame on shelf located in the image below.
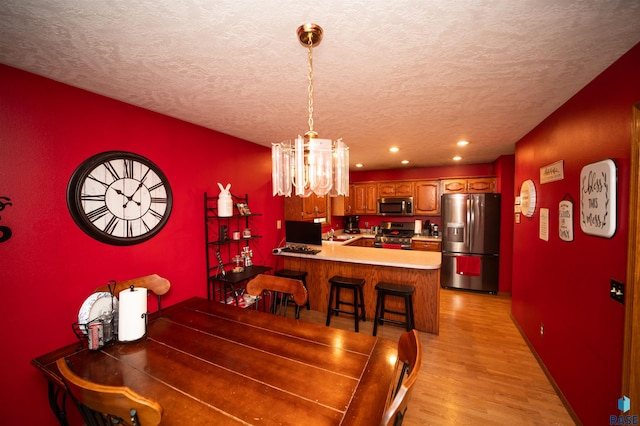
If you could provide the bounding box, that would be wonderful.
[236,202,251,215]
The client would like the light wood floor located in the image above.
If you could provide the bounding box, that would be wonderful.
[290,288,576,425]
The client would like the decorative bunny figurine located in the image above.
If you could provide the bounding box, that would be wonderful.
[217,183,233,217]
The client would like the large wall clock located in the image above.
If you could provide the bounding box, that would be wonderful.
[67,151,173,245]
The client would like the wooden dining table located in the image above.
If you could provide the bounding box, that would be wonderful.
[32,296,398,425]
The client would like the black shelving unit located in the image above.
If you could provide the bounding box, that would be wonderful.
[204,192,264,302]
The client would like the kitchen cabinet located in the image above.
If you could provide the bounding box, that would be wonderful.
[441,177,496,194]
[352,183,377,215]
[346,237,375,248]
[411,240,442,252]
[284,193,328,221]
[331,191,353,216]
[378,181,414,197]
[414,180,440,215]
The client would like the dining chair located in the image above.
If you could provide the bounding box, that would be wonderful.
[94,274,171,312]
[56,358,163,426]
[379,329,422,426]
[245,273,308,316]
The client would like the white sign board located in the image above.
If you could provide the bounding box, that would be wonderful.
[559,200,574,242]
[540,160,564,184]
[580,159,616,238]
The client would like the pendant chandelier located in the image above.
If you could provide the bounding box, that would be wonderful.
[272,23,349,198]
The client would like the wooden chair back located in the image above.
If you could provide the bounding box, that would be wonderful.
[380,329,422,426]
[56,358,162,426]
[94,274,170,312]
[94,274,170,298]
[246,274,308,315]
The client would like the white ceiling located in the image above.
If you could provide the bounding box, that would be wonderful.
[1,1,639,170]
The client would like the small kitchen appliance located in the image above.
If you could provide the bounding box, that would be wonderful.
[344,216,360,234]
[373,221,414,249]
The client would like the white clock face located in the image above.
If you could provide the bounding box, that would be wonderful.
[520,179,536,217]
[68,152,172,245]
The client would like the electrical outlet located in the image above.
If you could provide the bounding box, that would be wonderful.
[610,279,625,304]
[276,220,281,230]
[540,323,544,337]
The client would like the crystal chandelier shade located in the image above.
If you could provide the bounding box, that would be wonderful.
[272,24,349,198]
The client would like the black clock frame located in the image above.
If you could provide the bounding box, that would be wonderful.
[67,151,173,246]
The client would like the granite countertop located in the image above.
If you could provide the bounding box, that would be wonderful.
[278,239,441,270]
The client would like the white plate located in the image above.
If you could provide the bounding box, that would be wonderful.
[78,292,118,333]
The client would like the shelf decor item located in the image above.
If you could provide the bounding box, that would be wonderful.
[217,183,233,217]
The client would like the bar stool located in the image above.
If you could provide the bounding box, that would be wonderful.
[373,281,416,336]
[326,276,366,332]
[274,269,309,319]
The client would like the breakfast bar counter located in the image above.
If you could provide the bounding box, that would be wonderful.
[279,241,441,334]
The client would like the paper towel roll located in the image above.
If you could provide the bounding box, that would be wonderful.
[118,287,147,342]
[414,219,422,235]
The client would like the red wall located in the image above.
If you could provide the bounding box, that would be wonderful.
[0,64,283,425]
[511,42,640,424]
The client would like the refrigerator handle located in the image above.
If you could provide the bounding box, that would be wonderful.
[468,196,473,249]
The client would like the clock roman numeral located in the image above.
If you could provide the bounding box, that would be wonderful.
[86,205,109,222]
[123,159,134,179]
[81,193,106,202]
[151,197,167,204]
[139,167,151,184]
[149,208,164,220]
[103,161,120,181]
[104,215,119,235]
[148,182,164,192]
[87,175,110,189]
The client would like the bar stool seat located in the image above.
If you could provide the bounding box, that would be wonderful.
[274,269,309,319]
[373,281,416,336]
[326,276,366,332]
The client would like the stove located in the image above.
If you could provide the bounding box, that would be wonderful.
[373,221,414,249]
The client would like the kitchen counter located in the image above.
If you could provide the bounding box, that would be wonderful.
[277,239,441,334]
[280,240,441,270]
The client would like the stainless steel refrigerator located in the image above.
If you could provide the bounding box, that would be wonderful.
[441,193,501,294]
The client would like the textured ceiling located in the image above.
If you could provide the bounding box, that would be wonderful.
[1,1,639,170]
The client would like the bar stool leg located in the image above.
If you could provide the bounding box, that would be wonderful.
[353,286,359,332]
[325,284,334,326]
[373,292,382,336]
[358,285,366,322]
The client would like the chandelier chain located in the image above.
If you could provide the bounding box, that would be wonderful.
[307,37,314,134]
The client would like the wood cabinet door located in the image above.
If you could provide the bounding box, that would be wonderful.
[467,177,496,193]
[378,182,396,197]
[395,181,414,197]
[364,184,378,214]
[414,180,440,215]
[352,184,367,214]
[441,179,468,194]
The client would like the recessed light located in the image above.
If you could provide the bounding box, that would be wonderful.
[401,160,409,164]
[389,147,399,153]
[453,156,462,161]
[355,163,363,168]
[457,140,469,146]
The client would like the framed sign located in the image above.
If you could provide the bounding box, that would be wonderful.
[580,159,616,238]
[559,199,574,241]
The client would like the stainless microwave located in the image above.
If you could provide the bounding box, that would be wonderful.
[377,197,414,216]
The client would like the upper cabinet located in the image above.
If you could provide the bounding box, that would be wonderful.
[377,181,414,197]
[284,193,329,221]
[352,183,377,215]
[414,180,440,215]
[331,191,353,216]
[441,177,496,194]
